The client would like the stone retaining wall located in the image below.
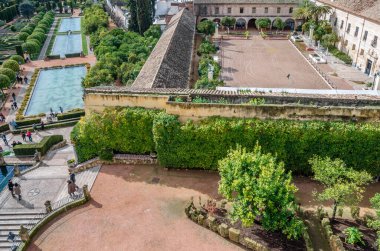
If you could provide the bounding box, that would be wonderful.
[320,217,345,251]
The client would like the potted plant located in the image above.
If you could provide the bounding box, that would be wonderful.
[67,159,76,168]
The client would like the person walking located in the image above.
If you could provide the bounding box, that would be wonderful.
[11,93,16,101]
[40,121,45,130]
[69,171,76,184]
[13,101,18,109]
[59,106,63,113]
[23,76,28,84]
[67,180,77,197]
[21,131,26,141]
[26,130,32,142]
[1,133,8,146]
[8,180,15,197]
[14,183,21,201]
[286,74,291,79]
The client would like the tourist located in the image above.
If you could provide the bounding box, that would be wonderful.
[23,76,28,84]
[9,120,18,129]
[17,141,22,145]
[40,121,45,130]
[26,130,32,142]
[1,133,8,146]
[11,141,17,148]
[8,180,14,197]
[0,145,3,152]
[32,123,37,132]
[69,171,76,183]
[287,74,291,79]
[0,113,5,122]
[14,183,21,201]
[21,131,26,141]
[50,107,53,114]
[59,106,63,113]
[11,93,16,101]
[13,101,18,109]
[67,180,77,197]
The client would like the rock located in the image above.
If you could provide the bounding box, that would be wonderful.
[218,223,228,238]
[228,228,240,243]
[197,214,205,225]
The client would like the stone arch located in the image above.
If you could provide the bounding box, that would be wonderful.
[213,18,221,24]
[236,18,246,29]
[284,18,295,30]
[248,18,256,29]
[199,18,209,23]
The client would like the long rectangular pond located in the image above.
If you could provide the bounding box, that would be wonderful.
[25,66,86,116]
[51,33,82,56]
[58,17,81,32]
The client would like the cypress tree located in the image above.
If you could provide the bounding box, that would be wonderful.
[127,0,139,33]
[136,0,152,35]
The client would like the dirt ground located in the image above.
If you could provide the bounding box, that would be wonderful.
[28,165,380,251]
[221,35,330,89]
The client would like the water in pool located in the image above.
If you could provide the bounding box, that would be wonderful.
[0,166,30,192]
[25,66,86,116]
[51,33,82,56]
[58,17,81,32]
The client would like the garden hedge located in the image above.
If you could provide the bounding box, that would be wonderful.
[72,108,380,176]
[57,110,85,121]
[15,118,41,127]
[13,135,63,156]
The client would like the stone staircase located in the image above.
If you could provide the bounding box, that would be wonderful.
[0,166,101,251]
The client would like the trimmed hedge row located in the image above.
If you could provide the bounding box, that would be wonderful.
[15,118,41,127]
[71,108,380,176]
[57,110,85,121]
[0,123,9,133]
[13,135,63,156]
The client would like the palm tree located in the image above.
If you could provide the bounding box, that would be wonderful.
[309,4,331,27]
[293,0,313,24]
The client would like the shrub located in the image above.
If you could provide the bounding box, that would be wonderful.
[2,59,19,72]
[0,68,16,83]
[20,26,33,35]
[27,32,46,43]
[195,77,223,89]
[15,118,41,127]
[33,27,46,34]
[197,40,217,55]
[22,41,40,54]
[343,227,365,245]
[10,55,25,64]
[330,47,353,65]
[26,39,41,48]
[57,110,85,121]
[18,32,30,41]
[13,135,63,156]
[0,74,11,90]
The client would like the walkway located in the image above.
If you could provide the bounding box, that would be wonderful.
[38,18,59,60]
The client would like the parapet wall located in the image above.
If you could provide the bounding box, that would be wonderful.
[84,88,380,122]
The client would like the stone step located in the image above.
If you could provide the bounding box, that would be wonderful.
[0,210,43,216]
[0,231,21,237]
[0,214,42,221]
[0,235,21,242]
[0,218,40,226]
[0,241,21,249]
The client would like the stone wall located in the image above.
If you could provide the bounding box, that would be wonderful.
[84,91,380,122]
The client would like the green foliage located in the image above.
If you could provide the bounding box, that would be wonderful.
[143,24,161,39]
[369,194,380,249]
[321,32,339,48]
[221,16,236,28]
[255,18,271,31]
[13,135,64,156]
[273,17,285,31]
[20,26,34,35]
[136,0,153,35]
[57,110,85,121]
[309,156,372,219]
[0,5,17,22]
[0,74,11,90]
[197,40,217,56]
[71,108,161,163]
[19,0,35,19]
[330,47,353,65]
[10,55,25,64]
[22,40,40,54]
[218,145,304,239]
[195,77,223,90]
[343,227,365,245]
[0,67,15,82]
[2,59,19,72]
[197,20,215,36]
[27,32,46,43]
[247,98,266,105]
[83,5,108,34]
[198,56,220,79]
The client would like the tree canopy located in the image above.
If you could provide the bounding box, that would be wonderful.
[19,0,35,19]
[221,16,236,28]
[218,145,305,240]
[0,74,11,92]
[309,156,372,220]
[197,20,215,36]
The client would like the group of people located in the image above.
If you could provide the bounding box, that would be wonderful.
[7,180,22,201]
[0,129,33,147]
[68,171,79,197]
[16,75,28,85]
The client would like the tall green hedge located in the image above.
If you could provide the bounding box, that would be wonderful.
[72,108,380,176]
[71,108,161,162]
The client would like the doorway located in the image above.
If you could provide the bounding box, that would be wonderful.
[365,59,372,75]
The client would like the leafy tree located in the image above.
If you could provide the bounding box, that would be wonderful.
[2,59,19,72]
[10,55,25,64]
[83,5,108,34]
[127,0,139,32]
[22,40,40,54]
[293,0,313,24]
[143,24,161,39]
[136,0,153,35]
[343,227,365,245]
[18,31,29,41]
[197,20,215,36]
[255,18,270,31]
[309,156,372,220]
[321,32,339,48]
[221,16,236,28]
[0,68,16,82]
[218,145,305,240]
[57,1,62,13]
[313,20,332,43]
[0,74,11,94]
[19,0,35,19]
[309,4,331,27]
[369,194,380,249]
[197,40,217,55]
[273,17,285,32]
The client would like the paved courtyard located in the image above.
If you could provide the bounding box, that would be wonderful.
[221,36,331,89]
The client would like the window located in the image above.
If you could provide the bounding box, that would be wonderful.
[340,20,344,29]
[346,23,351,33]
[372,36,378,48]
[344,40,348,46]
[227,7,231,14]
[360,49,364,55]
[277,7,281,13]
[352,44,356,50]
[354,26,359,37]
[289,7,293,13]
[215,7,219,15]
[252,7,256,13]
[334,18,337,27]
[265,7,268,13]
[240,7,244,13]
[363,30,368,41]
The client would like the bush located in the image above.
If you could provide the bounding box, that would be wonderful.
[18,32,30,41]
[2,59,19,72]
[0,68,16,83]
[26,39,41,48]
[57,110,85,121]
[27,32,46,43]
[15,118,41,127]
[0,74,11,89]
[22,41,40,54]
[20,26,33,35]
[0,124,9,133]
[197,40,217,56]
[10,55,25,64]
[71,108,161,163]
[13,135,63,156]
[330,47,353,65]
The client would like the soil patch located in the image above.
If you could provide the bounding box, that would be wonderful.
[331,218,377,251]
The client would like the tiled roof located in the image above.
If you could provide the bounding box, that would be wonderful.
[132,8,195,89]
[194,0,301,4]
